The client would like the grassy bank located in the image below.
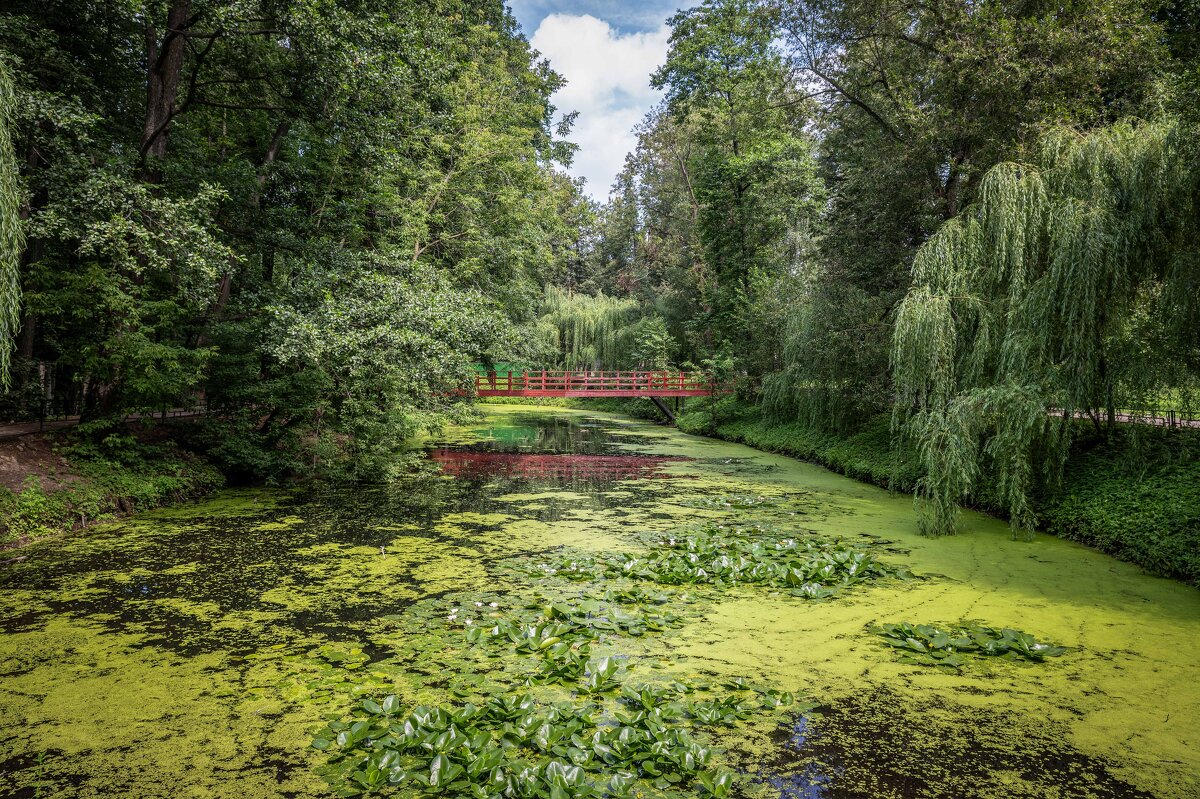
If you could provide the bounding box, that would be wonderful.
[0,424,225,548]
[677,402,923,492]
[556,397,1199,586]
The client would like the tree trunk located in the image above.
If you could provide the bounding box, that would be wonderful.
[17,313,33,358]
[249,120,290,209]
[140,1,192,172]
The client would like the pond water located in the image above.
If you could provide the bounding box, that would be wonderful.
[1,406,1197,799]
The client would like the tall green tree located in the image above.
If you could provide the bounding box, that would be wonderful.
[893,119,1199,537]
[588,0,824,372]
[653,0,824,351]
[765,0,1170,429]
[1,0,585,475]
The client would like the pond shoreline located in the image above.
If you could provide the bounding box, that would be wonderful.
[0,427,225,551]
[8,401,1198,591]
[542,398,1200,588]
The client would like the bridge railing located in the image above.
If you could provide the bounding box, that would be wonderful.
[475,370,716,396]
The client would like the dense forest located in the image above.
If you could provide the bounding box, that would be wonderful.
[0,0,588,481]
[1,0,1198,537]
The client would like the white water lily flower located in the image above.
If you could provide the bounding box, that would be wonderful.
[489,602,498,608]
[464,619,473,626]
[474,602,483,607]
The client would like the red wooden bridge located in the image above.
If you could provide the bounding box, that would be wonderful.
[476,370,715,398]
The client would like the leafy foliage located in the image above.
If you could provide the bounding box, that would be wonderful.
[0,429,223,543]
[764,0,1171,431]
[1,0,588,474]
[535,287,641,369]
[580,0,824,372]
[537,522,910,597]
[0,60,23,388]
[313,688,743,799]
[1038,426,1200,584]
[677,402,923,492]
[311,586,809,798]
[893,119,1200,538]
[872,622,1066,668]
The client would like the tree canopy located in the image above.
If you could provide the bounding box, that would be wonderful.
[1,0,1197,503]
[894,119,1199,537]
[0,0,588,476]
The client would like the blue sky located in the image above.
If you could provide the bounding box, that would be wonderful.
[508,1,684,199]
[510,1,682,35]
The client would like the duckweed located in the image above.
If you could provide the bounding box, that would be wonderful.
[3,406,1199,799]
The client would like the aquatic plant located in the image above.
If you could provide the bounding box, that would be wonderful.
[461,598,686,687]
[872,622,1067,667]
[680,494,779,510]
[311,577,811,798]
[311,674,808,799]
[313,690,721,797]
[538,525,910,598]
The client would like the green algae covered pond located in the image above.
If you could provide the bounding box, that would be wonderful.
[2,406,1198,799]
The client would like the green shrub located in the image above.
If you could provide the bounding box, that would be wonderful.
[678,401,921,492]
[1038,428,1200,584]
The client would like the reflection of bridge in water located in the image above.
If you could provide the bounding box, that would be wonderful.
[476,370,715,398]
[427,449,693,482]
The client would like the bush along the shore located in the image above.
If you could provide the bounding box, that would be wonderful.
[0,423,224,546]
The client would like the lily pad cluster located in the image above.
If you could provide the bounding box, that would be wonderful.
[462,598,686,687]
[872,622,1068,667]
[538,524,909,598]
[312,679,803,798]
[679,494,780,510]
[311,582,811,798]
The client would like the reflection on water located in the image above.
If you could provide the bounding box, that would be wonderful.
[445,412,639,455]
[427,411,694,485]
[769,691,1156,799]
[770,715,837,799]
[428,450,692,482]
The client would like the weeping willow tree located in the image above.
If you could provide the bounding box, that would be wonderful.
[893,118,1199,538]
[0,61,24,389]
[536,286,642,369]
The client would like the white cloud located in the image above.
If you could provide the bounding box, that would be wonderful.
[530,14,670,200]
